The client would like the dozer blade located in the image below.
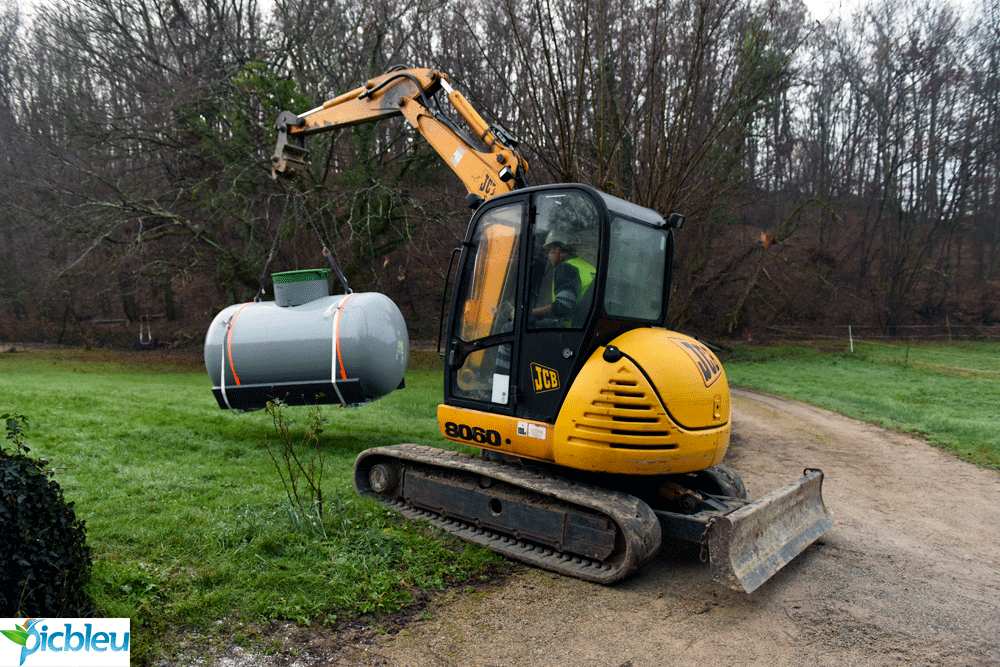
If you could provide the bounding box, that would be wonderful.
[706,469,832,593]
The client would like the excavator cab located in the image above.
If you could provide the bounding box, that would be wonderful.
[436,182,733,480]
[443,183,680,426]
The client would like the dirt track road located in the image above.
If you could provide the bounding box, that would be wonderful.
[317,387,1000,667]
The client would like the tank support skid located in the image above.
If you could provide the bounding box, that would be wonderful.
[354,445,661,583]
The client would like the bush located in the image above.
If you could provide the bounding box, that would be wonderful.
[0,413,93,616]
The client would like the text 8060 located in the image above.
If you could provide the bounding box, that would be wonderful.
[444,421,501,447]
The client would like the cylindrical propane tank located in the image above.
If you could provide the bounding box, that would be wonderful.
[204,291,409,411]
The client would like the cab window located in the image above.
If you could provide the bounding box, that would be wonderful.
[527,191,599,329]
[451,202,522,403]
[604,217,666,321]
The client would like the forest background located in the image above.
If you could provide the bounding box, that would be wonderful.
[1,0,998,348]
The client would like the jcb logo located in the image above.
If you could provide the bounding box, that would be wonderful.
[670,338,723,387]
[479,175,497,198]
[531,363,560,393]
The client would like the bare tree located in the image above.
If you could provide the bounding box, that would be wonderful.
[968,8,1000,291]
[829,0,982,330]
[1,0,996,344]
[0,0,27,340]
[9,0,283,331]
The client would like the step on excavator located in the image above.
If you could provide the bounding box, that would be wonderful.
[208,67,832,593]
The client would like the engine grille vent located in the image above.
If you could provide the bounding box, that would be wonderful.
[568,372,677,451]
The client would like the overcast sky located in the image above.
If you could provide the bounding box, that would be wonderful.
[802,0,856,21]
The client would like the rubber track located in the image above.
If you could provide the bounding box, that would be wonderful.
[354,444,661,584]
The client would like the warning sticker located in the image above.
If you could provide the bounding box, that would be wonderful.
[517,421,547,440]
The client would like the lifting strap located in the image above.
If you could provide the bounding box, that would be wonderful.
[292,189,352,295]
[254,188,353,302]
[253,197,289,303]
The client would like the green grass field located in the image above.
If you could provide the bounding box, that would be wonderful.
[0,348,499,665]
[2,341,997,663]
[723,341,1000,469]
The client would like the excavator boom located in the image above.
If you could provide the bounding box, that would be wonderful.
[272,67,529,205]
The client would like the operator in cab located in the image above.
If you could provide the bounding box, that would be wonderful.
[530,230,596,326]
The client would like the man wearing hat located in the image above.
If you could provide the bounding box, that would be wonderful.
[530,230,596,326]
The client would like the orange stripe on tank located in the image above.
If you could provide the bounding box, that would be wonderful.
[335,293,355,380]
[226,303,253,386]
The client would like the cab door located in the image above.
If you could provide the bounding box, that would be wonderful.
[444,187,607,423]
[444,196,527,414]
[517,188,602,423]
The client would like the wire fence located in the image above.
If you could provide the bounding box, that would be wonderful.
[758,324,1000,377]
[765,324,1000,348]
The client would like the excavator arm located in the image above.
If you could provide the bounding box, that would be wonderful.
[272,67,529,206]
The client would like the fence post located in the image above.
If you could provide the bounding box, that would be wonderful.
[849,325,854,353]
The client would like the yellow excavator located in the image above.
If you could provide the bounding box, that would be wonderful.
[245,67,831,593]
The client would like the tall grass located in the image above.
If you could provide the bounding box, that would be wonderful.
[0,349,500,664]
[724,341,1000,469]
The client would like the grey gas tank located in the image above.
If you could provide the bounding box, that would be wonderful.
[205,292,408,411]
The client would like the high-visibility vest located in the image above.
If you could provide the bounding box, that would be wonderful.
[551,256,596,324]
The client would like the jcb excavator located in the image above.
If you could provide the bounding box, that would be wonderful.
[211,67,832,593]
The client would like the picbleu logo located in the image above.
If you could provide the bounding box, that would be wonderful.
[0,618,130,667]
